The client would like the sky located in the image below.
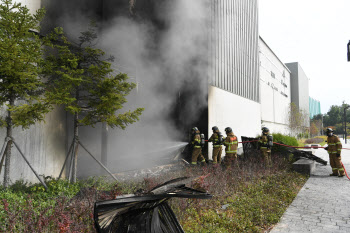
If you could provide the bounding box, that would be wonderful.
[259,0,350,114]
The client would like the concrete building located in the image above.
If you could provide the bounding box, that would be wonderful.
[0,108,67,185]
[208,0,261,159]
[1,0,313,183]
[259,37,291,135]
[41,0,262,165]
[285,62,310,128]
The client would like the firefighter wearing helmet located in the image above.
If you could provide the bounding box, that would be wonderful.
[208,126,224,164]
[190,127,206,165]
[223,127,238,167]
[258,127,273,164]
[325,128,344,177]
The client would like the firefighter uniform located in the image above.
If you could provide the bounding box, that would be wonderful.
[208,127,223,164]
[259,127,272,164]
[326,128,344,177]
[223,128,238,167]
[191,130,206,165]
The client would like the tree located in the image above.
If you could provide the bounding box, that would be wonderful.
[0,0,51,187]
[312,114,323,121]
[310,122,319,137]
[323,105,342,127]
[288,102,307,136]
[44,25,143,182]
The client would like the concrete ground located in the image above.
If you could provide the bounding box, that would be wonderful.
[270,139,350,233]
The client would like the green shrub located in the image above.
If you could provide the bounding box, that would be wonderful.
[0,176,128,232]
[272,133,298,146]
[297,132,310,139]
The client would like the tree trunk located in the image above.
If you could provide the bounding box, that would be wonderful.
[101,122,108,166]
[72,111,79,183]
[3,98,14,188]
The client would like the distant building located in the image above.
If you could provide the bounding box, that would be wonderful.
[285,62,310,128]
[309,97,321,119]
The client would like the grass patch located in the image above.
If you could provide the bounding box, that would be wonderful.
[297,139,305,147]
[0,157,307,232]
[298,136,327,147]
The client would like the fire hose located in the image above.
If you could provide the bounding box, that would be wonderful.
[341,162,350,180]
[204,139,350,180]
[271,142,350,180]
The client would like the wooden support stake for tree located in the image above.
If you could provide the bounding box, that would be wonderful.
[79,141,118,181]
[0,137,10,175]
[68,142,76,183]
[58,139,75,180]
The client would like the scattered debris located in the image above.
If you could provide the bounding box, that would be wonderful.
[112,163,184,182]
[221,204,230,210]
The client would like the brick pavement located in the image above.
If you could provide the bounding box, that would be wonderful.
[270,139,350,233]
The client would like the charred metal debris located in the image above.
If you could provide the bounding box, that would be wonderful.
[94,177,212,233]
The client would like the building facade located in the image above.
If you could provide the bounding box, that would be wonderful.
[208,0,261,158]
[259,37,291,134]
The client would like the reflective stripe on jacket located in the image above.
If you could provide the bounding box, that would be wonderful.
[224,133,238,153]
[208,133,222,147]
[192,134,201,149]
[327,135,342,155]
[259,134,270,147]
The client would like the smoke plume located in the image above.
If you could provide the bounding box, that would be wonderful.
[44,0,211,175]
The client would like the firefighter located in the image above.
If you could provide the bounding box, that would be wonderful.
[208,126,223,164]
[325,128,344,177]
[258,127,273,164]
[190,127,206,165]
[223,127,238,167]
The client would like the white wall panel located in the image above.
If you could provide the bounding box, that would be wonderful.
[208,85,261,159]
[17,0,41,14]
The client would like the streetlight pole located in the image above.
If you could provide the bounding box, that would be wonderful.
[345,108,347,143]
[345,105,349,144]
[347,40,350,62]
[347,40,350,142]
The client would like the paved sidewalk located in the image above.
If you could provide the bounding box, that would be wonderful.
[270,139,350,233]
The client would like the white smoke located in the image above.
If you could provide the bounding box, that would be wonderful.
[44,0,211,174]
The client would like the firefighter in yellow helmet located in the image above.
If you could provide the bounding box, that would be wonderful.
[258,127,273,164]
[208,126,223,164]
[325,128,345,177]
[190,127,206,165]
[223,127,238,167]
